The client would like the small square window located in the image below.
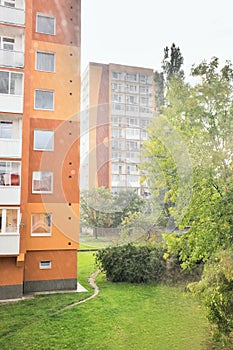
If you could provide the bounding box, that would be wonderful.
[31,213,52,236]
[40,261,52,269]
[34,129,54,151]
[34,90,54,110]
[36,14,55,35]
[32,171,53,193]
[36,51,55,72]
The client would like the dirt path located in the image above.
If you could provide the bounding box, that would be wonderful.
[60,269,100,311]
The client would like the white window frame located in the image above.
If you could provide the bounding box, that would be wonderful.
[36,13,56,35]
[0,70,23,96]
[31,213,52,236]
[40,260,52,269]
[3,0,15,8]
[32,171,53,194]
[34,129,54,151]
[0,121,13,139]
[34,89,54,111]
[0,37,15,50]
[0,207,20,234]
[0,161,20,186]
[35,51,56,72]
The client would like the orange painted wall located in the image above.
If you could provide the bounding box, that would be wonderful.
[0,258,24,286]
[25,203,79,251]
[28,118,80,204]
[24,250,77,281]
[32,0,81,47]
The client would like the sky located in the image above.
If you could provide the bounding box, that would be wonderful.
[81,0,233,77]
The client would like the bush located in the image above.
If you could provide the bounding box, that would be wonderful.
[189,249,233,348]
[95,244,165,284]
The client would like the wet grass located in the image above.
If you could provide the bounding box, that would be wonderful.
[0,252,212,350]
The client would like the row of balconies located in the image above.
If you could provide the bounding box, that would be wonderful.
[0,1,25,26]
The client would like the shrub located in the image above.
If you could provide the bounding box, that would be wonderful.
[189,249,233,348]
[95,244,166,284]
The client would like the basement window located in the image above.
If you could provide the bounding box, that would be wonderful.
[40,260,52,269]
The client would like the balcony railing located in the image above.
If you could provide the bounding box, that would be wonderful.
[0,49,24,68]
[0,186,21,205]
[0,233,20,255]
[0,94,23,113]
[0,4,25,26]
[0,138,22,158]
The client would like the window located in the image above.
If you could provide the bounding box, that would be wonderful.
[32,171,53,193]
[112,128,121,138]
[112,83,121,92]
[36,14,55,35]
[0,71,23,95]
[126,141,138,151]
[3,0,15,7]
[0,37,15,50]
[0,161,20,186]
[40,261,52,269]
[126,128,140,139]
[126,118,138,127]
[125,84,137,93]
[36,51,55,72]
[34,129,54,151]
[139,85,152,94]
[0,121,12,139]
[126,95,137,104]
[34,89,54,110]
[0,208,19,234]
[126,73,137,82]
[31,213,52,236]
[112,71,121,80]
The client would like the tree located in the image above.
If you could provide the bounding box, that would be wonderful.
[80,187,145,233]
[154,43,184,115]
[143,57,233,345]
[162,43,184,85]
[143,57,233,259]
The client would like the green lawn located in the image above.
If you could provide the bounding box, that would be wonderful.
[0,252,212,350]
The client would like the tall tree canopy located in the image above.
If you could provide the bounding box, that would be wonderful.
[143,58,233,343]
[143,57,233,266]
[154,43,184,115]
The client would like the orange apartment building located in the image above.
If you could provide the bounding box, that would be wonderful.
[0,0,81,300]
[80,62,154,195]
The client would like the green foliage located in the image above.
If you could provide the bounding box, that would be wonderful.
[96,244,165,283]
[189,249,233,348]
[80,187,145,229]
[143,57,233,346]
[95,243,201,285]
[154,70,165,115]
[154,43,184,116]
[162,43,184,85]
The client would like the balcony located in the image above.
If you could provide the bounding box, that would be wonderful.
[0,4,25,26]
[0,138,22,158]
[0,49,24,68]
[0,186,21,204]
[0,94,23,113]
[0,233,20,255]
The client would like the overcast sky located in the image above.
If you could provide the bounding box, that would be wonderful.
[81,0,233,77]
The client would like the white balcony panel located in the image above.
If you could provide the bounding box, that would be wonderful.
[0,234,19,255]
[0,187,20,205]
[0,49,24,68]
[0,5,25,26]
[0,139,22,158]
[0,95,23,113]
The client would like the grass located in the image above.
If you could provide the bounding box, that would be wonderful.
[0,252,212,350]
[79,234,114,250]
